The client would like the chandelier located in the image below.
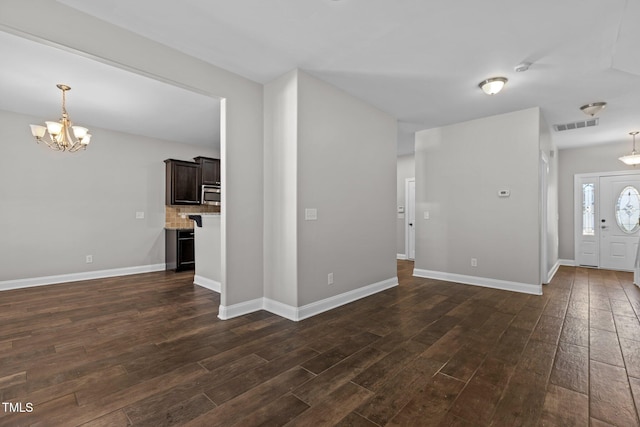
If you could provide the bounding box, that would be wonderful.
[619,131,640,166]
[29,84,92,152]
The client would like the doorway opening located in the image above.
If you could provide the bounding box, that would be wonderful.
[405,178,415,260]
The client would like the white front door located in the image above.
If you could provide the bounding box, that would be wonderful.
[406,178,416,260]
[575,172,640,271]
[599,175,640,270]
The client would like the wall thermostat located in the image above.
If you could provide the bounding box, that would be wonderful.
[498,189,510,197]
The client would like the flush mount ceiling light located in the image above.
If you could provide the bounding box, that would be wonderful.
[580,101,607,117]
[619,131,640,166]
[479,77,508,95]
[29,84,92,152]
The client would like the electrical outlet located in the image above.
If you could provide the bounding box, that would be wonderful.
[86,255,93,264]
[136,211,145,219]
[471,258,477,267]
[328,272,334,285]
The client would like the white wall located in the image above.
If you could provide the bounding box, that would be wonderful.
[397,154,415,257]
[263,70,398,312]
[539,114,559,280]
[194,215,221,287]
[414,108,542,293]
[0,0,264,307]
[296,71,398,305]
[558,141,636,261]
[0,109,217,283]
[263,70,298,306]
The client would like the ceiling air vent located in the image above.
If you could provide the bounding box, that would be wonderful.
[553,118,599,132]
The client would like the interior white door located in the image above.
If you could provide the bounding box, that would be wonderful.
[599,175,640,271]
[406,179,416,260]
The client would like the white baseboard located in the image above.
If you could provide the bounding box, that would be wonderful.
[545,260,561,284]
[218,298,263,320]
[263,298,299,320]
[559,259,576,266]
[193,275,221,293]
[287,277,398,321]
[413,268,542,295]
[397,254,407,260]
[0,264,166,292]
[219,277,399,322]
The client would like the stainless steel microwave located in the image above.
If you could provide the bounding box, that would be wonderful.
[201,185,221,206]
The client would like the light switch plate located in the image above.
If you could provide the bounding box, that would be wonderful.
[424,211,430,220]
[136,211,145,219]
[305,208,317,220]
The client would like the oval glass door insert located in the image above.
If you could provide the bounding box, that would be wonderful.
[615,185,640,233]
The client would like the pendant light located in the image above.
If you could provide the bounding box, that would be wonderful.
[619,131,640,166]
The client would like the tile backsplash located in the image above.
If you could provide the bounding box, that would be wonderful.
[165,205,220,229]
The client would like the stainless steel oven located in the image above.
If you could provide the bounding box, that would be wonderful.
[201,185,221,206]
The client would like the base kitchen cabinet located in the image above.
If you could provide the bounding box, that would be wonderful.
[165,229,195,271]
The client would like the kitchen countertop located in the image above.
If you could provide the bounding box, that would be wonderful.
[188,213,221,227]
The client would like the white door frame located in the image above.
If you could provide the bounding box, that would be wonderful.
[405,177,415,260]
[574,170,640,268]
[540,152,549,284]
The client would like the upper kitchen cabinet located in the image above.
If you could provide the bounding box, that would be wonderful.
[165,159,200,205]
[194,156,220,186]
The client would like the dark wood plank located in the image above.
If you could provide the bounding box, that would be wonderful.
[186,367,315,427]
[539,384,588,426]
[1,262,639,426]
[204,347,319,405]
[549,342,589,394]
[353,356,444,425]
[590,360,640,426]
[559,315,589,347]
[285,382,373,426]
[228,393,309,427]
[386,372,464,426]
[292,346,386,406]
[590,328,625,367]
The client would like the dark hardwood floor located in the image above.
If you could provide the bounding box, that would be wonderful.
[1,261,639,426]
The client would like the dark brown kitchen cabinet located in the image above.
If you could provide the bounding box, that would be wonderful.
[194,156,220,186]
[165,159,199,205]
[165,229,195,271]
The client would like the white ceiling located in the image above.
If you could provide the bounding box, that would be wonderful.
[0,31,220,148]
[5,0,640,155]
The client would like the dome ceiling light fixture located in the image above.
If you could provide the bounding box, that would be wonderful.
[580,101,607,117]
[619,131,640,166]
[29,84,92,152]
[479,77,508,95]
